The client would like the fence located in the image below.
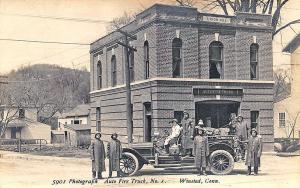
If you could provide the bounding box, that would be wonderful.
[0,138,48,152]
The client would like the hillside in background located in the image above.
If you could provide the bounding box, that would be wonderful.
[4,64,90,129]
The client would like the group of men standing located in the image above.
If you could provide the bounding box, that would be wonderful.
[164,111,263,176]
[90,132,122,179]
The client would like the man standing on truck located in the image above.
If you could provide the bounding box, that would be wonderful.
[245,128,262,175]
[164,119,182,154]
[193,127,209,176]
[236,115,250,160]
[181,111,195,156]
[90,132,106,179]
[107,133,122,178]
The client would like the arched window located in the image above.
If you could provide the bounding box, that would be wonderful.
[97,61,102,89]
[144,41,150,79]
[129,50,134,82]
[250,43,259,80]
[172,38,182,78]
[111,55,117,87]
[209,41,223,79]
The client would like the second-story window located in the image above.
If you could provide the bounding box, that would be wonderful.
[144,41,150,79]
[97,61,102,89]
[111,55,117,87]
[172,38,182,78]
[250,43,259,80]
[209,41,223,79]
[129,50,134,82]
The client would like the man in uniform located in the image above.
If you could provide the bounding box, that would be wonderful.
[90,132,106,179]
[236,115,250,160]
[164,119,182,154]
[245,128,262,175]
[181,111,195,156]
[107,133,122,178]
[193,127,209,176]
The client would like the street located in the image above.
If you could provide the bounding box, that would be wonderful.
[0,153,299,188]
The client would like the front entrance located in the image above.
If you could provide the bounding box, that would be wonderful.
[195,101,240,128]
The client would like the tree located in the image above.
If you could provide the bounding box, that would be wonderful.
[284,110,300,139]
[0,84,23,138]
[7,64,90,129]
[197,0,298,37]
[273,69,291,101]
[175,0,197,6]
[106,11,136,33]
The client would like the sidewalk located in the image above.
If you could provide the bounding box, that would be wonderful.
[0,150,90,164]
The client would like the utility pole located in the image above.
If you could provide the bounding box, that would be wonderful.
[116,29,137,144]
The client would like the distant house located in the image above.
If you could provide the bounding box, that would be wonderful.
[274,34,300,139]
[0,106,51,143]
[55,104,91,147]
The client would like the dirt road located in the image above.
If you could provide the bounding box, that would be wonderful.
[0,153,299,188]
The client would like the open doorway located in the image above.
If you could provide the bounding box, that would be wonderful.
[195,101,240,128]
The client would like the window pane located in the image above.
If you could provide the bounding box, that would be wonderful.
[172,38,182,78]
[250,44,258,62]
[250,62,257,79]
[250,111,259,129]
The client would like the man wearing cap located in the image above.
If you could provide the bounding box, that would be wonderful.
[107,133,122,177]
[90,132,106,179]
[181,111,195,156]
[245,128,262,175]
[164,119,182,154]
[236,115,250,160]
[193,127,209,176]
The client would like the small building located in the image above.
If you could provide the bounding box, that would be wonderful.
[0,106,51,143]
[274,34,300,139]
[89,4,274,150]
[55,104,91,146]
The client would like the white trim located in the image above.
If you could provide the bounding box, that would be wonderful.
[90,77,274,94]
[215,33,219,41]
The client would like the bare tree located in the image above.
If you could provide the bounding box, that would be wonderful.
[284,110,300,139]
[200,0,297,37]
[106,11,136,33]
[0,84,23,138]
[175,0,197,6]
[274,69,291,101]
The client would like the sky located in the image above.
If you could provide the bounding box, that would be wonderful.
[0,0,300,74]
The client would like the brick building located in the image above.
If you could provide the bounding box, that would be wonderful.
[89,4,274,150]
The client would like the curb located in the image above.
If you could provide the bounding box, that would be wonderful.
[0,151,90,164]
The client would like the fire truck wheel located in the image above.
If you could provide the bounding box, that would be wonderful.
[120,152,139,176]
[209,150,234,175]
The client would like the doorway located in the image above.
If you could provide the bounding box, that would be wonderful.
[195,101,240,128]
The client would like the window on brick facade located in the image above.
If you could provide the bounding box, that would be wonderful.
[250,43,259,80]
[209,41,223,79]
[96,107,101,131]
[250,111,259,129]
[279,112,286,127]
[144,41,150,79]
[19,108,25,119]
[97,61,102,89]
[174,111,184,124]
[111,55,117,87]
[172,38,182,78]
[129,50,135,82]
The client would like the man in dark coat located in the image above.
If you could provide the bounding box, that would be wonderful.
[245,128,262,175]
[181,111,195,156]
[236,115,250,160]
[107,133,122,178]
[90,132,106,179]
[193,127,209,175]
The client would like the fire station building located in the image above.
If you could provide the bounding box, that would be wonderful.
[89,4,274,150]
